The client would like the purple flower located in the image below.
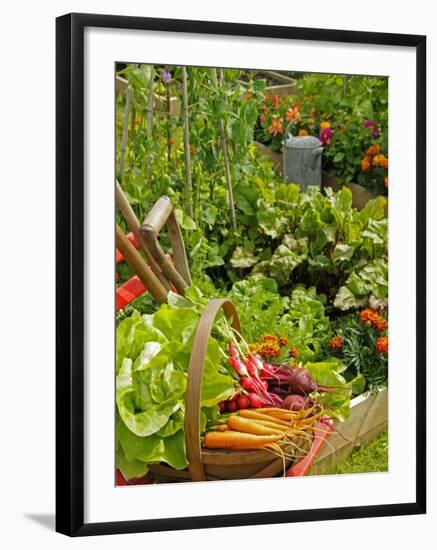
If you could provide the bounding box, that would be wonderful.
[319,127,334,145]
[161,69,171,84]
[363,119,379,139]
[363,119,377,128]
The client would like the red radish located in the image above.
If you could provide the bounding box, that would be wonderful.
[218,401,227,413]
[240,376,257,392]
[282,394,308,411]
[247,393,265,408]
[227,401,237,412]
[237,395,250,409]
[229,356,249,377]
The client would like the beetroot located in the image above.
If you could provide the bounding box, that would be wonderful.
[288,367,349,396]
[288,368,317,395]
[282,394,308,411]
[227,401,237,412]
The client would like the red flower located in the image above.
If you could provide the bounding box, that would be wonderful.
[376,336,388,354]
[359,308,378,324]
[372,316,388,332]
[329,336,343,350]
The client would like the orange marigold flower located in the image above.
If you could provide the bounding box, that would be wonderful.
[263,105,269,115]
[372,316,388,332]
[298,129,309,136]
[271,95,280,109]
[372,154,387,168]
[190,145,197,154]
[376,336,388,354]
[248,343,260,353]
[361,157,371,172]
[268,117,284,136]
[366,144,381,158]
[329,336,343,350]
[261,343,281,358]
[278,336,288,346]
[360,308,378,324]
[261,334,278,344]
[290,346,299,358]
[320,121,331,130]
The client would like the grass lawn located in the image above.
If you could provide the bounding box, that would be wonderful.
[318,431,388,475]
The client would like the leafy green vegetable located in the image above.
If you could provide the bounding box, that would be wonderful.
[115,301,234,478]
[305,359,351,421]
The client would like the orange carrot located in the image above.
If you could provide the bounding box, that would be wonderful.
[238,409,291,427]
[214,424,230,432]
[227,415,284,436]
[259,407,315,420]
[204,431,283,450]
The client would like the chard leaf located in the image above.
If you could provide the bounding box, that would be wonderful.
[230,246,258,268]
[331,243,355,263]
[334,286,367,310]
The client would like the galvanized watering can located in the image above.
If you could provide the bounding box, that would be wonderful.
[283,135,324,190]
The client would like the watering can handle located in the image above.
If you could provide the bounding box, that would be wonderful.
[311,146,324,169]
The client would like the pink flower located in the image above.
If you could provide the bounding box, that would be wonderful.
[319,127,334,145]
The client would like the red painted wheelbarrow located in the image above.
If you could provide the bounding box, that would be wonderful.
[115,183,333,484]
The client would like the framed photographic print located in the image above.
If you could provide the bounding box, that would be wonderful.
[56,12,426,536]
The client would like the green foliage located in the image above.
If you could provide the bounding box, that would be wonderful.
[330,311,388,392]
[238,184,388,310]
[228,278,331,362]
[305,359,352,422]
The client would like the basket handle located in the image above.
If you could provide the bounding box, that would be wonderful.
[184,299,242,481]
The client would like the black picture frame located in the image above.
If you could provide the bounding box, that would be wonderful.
[56,12,426,537]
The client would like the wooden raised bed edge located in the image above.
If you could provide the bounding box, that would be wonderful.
[309,387,388,475]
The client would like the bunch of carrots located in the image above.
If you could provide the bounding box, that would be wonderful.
[204,406,321,456]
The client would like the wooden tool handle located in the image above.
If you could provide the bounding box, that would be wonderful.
[116,181,171,291]
[140,197,192,293]
[184,299,242,481]
[115,224,168,305]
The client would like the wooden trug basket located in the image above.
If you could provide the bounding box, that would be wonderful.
[148,298,311,483]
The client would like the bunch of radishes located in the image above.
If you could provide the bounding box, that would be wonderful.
[220,341,345,414]
[219,342,294,412]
